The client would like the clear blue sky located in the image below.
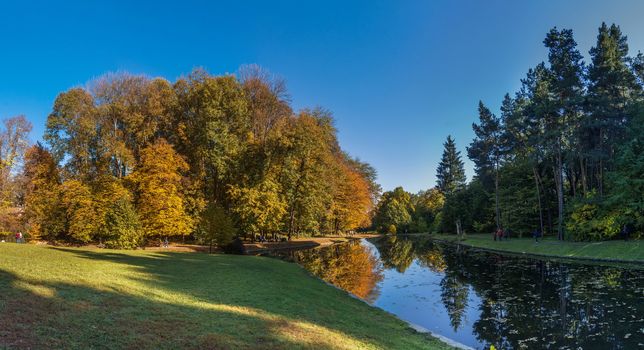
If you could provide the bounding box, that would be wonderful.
[1,1,643,192]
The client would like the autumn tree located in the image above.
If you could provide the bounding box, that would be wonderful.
[131,139,192,239]
[229,178,286,240]
[22,143,64,240]
[329,159,372,233]
[0,115,32,208]
[60,179,98,243]
[173,71,250,204]
[45,88,99,178]
[278,109,336,236]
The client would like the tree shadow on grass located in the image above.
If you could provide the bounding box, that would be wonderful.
[0,267,362,350]
[1,247,439,349]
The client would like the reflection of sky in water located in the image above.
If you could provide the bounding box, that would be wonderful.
[280,237,644,350]
[359,238,644,350]
[365,240,485,348]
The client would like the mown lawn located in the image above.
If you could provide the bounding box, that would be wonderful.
[431,233,643,262]
[0,244,452,350]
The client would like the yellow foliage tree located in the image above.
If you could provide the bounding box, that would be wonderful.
[131,139,192,238]
[61,179,98,243]
[22,144,64,240]
[329,160,373,233]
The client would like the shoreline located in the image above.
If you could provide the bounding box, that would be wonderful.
[397,233,643,266]
[243,233,381,254]
[290,260,471,350]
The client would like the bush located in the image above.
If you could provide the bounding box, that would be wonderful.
[566,194,620,241]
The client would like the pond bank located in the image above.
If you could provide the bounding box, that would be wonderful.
[422,233,643,265]
[243,234,381,254]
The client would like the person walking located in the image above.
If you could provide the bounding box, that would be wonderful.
[533,228,540,242]
[621,224,631,241]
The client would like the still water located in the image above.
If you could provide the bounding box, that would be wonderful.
[276,235,644,349]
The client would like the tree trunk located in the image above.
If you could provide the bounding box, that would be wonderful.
[598,128,604,197]
[580,157,587,196]
[494,163,500,230]
[533,167,545,235]
[555,145,564,241]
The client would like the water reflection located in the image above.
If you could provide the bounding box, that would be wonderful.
[280,236,644,349]
[281,240,384,301]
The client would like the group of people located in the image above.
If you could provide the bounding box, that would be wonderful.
[14,231,24,243]
[493,228,511,241]
[493,227,542,242]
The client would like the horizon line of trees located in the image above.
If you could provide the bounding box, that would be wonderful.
[2,65,381,248]
[374,22,643,241]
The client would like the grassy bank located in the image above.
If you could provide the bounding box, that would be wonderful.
[430,233,643,263]
[0,244,451,349]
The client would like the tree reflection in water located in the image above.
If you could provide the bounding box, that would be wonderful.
[286,240,384,302]
[280,236,643,349]
[370,235,644,350]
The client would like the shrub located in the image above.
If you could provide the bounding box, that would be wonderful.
[566,194,620,241]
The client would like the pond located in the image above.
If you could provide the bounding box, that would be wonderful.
[274,235,644,350]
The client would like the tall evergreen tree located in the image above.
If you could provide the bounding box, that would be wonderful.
[468,101,502,229]
[586,23,639,196]
[544,27,585,240]
[436,136,466,195]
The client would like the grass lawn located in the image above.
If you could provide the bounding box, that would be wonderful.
[0,244,452,350]
[430,233,643,263]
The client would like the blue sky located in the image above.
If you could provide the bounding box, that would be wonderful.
[1,1,643,192]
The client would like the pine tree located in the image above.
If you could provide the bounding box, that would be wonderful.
[544,27,585,240]
[468,101,502,229]
[586,23,639,196]
[436,136,466,195]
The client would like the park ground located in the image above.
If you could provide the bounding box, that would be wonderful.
[0,243,452,350]
[429,233,643,263]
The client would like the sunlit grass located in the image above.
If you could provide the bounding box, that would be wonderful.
[431,233,643,262]
[0,244,452,349]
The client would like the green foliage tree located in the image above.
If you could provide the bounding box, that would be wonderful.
[197,202,237,253]
[468,101,502,229]
[99,197,143,249]
[373,187,413,233]
[436,136,466,195]
[229,178,286,239]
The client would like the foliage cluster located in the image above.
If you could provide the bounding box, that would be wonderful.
[11,65,380,248]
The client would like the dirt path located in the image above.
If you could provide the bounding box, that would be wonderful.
[244,234,381,254]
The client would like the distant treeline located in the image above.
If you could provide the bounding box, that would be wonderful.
[374,23,644,241]
[3,65,380,248]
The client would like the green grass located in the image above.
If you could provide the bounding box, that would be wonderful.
[430,233,643,263]
[0,244,452,350]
